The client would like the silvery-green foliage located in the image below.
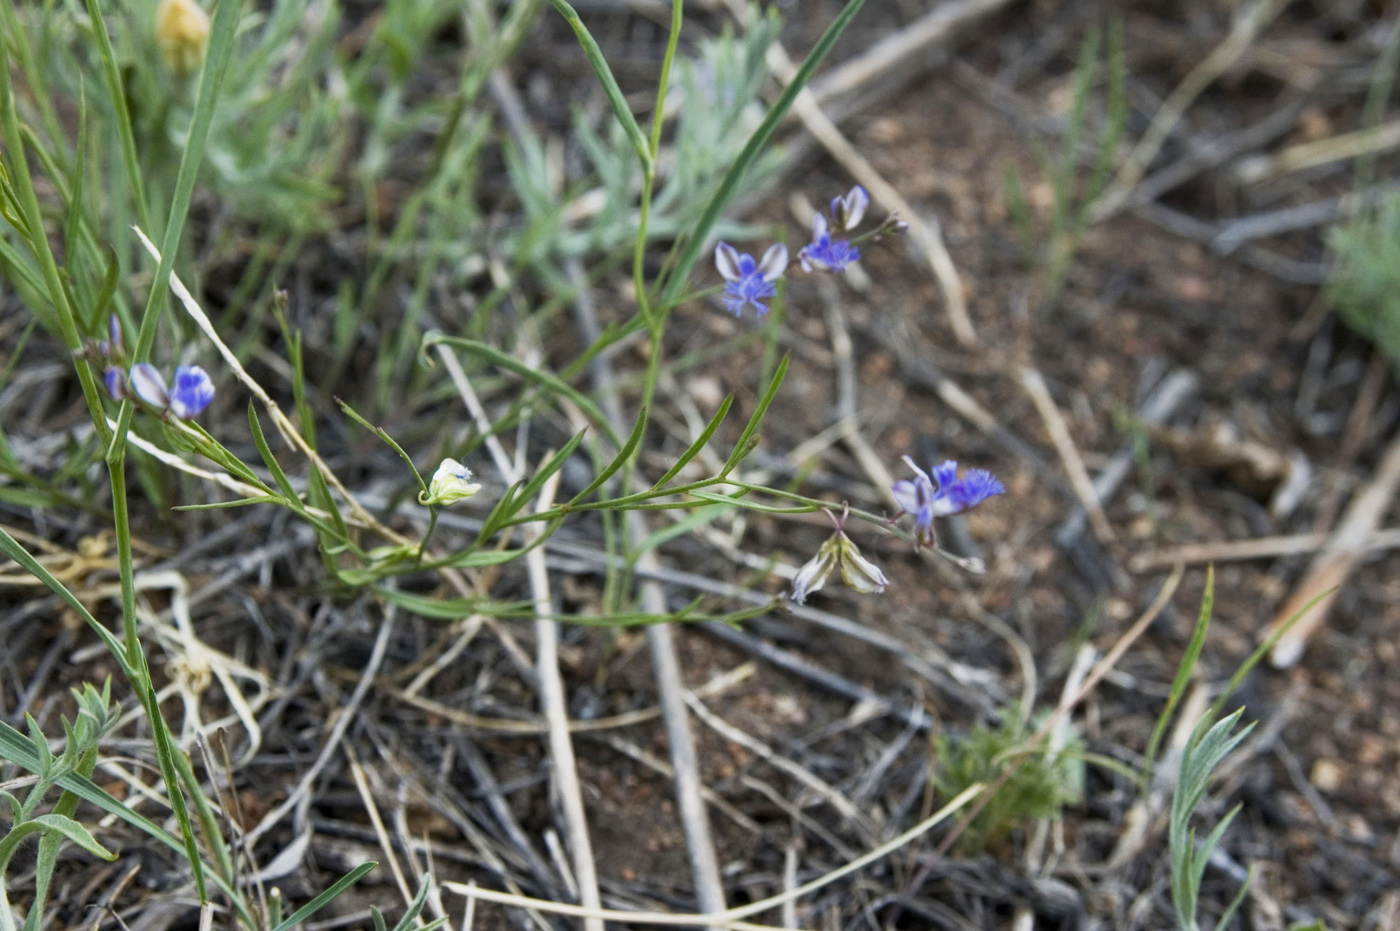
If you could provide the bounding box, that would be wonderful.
[1326,193,1400,376]
[504,4,783,259]
[1169,708,1255,931]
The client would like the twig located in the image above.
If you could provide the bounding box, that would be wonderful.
[1021,366,1115,545]
[1212,180,1400,255]
[807,0,1016,112]
[1266,425,1400,667]
[442,784,982,929]
[683,691,874,835]
[527,470,604,931]
[1129,527,1400,571]
[566,256,728,919]
[1054,369,1197,549]
[1095,0,1295,218]
[243,600,396,847]
[345,743,414,907]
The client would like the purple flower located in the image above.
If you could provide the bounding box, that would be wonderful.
[126,363,215,419]
[798,214,860,273]
[97,315,123,360]
[105,366,129,401]
[715,242,788,318]
[830,185,869,232]
[891,456,1005,546]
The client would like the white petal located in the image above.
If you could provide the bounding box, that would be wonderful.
[128,364,168,409]
[714,242,743,282]
[836,535,888,595]
[843,185,869,229]
[789,547,837,605]
[757,243,788,281]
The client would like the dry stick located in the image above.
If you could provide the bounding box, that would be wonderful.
[1212,179,1400,255]
[806,0,1015,111]
[1234,118,1400,186]
[1021,366,1115,546]
[1134,201,1329,285]
[683,691,875,836]
[1129,527,1400,572]
[526,471,604,931]
[1265,426,1400,668]
[345,745,415,907]
[755,31,976,346]
[442,783,982,929]
[565,259,727,920]
[1054,369,1198,549]
[1094,0,1295,220]
[1099,100,1304,221]
[243,602,397,847]
[639,585,729,918]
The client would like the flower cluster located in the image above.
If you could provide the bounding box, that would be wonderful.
[786,457,1003,605]
[715,184,906,319]
[798,185,867,273]
[107,363,216,420]
[891,457,1005,547]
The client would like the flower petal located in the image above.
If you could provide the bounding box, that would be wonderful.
[789,543,837,605]
[757,243,788,282]
[835,533,888,595]
[128,363,168,409]
[105,367,128,401]
[842,185,869,230]
[890,479,924,516]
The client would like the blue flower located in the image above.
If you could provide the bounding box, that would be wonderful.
[170,365,215,418]
[715,242,788,318]
[104,366,129,401]
[891,456,1005,546]
[798,213,861,273]
[126,362,215,419]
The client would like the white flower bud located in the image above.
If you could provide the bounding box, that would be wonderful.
[421,458,481,506]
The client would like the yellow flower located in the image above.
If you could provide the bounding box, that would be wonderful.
[420,458,481,507]
[156,0,211,77]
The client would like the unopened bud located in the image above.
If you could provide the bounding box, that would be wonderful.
[156,0,211,77]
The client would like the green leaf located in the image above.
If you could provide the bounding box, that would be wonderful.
[720,354,789,477]
[269,862,378,931]
[1141,565,1214,794]
[248,404,301,505]
[544,0,652,172]
[423,333,622,447]
[569,405,648,505]
[651,394,733,490]
[28,814,116,861]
